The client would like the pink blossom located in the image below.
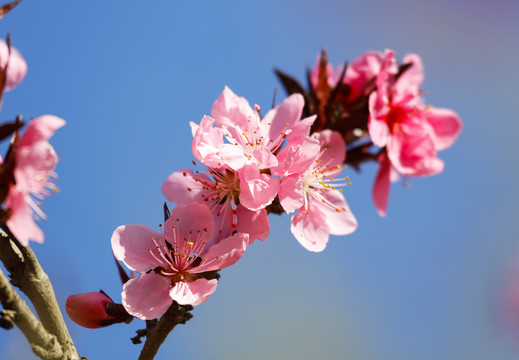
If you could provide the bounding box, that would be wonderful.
[274,130,358,252]
[368,50,463,216]
[0,39,27,92]
[5,115,65,246]
[111,202,248,319]
[162,165,273,244]
[192,86,310,171]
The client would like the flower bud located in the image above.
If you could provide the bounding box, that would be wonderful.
[66,291,132,329]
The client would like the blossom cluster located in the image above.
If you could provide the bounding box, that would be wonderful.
[69,48,463,324]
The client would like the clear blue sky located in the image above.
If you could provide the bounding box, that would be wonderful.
[1,0,519,359]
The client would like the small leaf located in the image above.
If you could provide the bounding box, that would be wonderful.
[273,68,307,97]
[0,0,21,20]
[113,256,130,285]
[163,202,170,222]
[0,121,23,143]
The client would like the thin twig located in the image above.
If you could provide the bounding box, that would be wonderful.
[138,302,193,360]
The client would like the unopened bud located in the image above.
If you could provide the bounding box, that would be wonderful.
[66,291,132,329]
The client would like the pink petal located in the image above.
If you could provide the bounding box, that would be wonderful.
[278,174,304,214]
[423,107,463,151]
[263,94,305,150]
[312,130,346,165]
[169,278,218,306]
[315,189,358,236]
[165,203,216,244]
[284,115,317,148]
[15,141,58,194]
[191,115,225,167]
[238,164,279,211]
[111,224,164,273]
[251,147,278,170]
[388,120,444,176]
[19,115,66,148]
[122,272,173,320]
[368,94,390,147]
[372,153,391,217]
[162,169,214,205]
[398,53,424,91]
[236,206,270,242]
[290,206,329,252]
[345,51,384,100]
[194,232,249,273]
[5,188,43,246]
[218,143,247,170]
[211,86,255,132]
[272,136,320,177]
[0,40,27,91]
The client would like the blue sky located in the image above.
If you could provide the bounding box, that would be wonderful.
[1,0,519,359]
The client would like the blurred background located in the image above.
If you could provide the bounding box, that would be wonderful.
[1,0,518,359]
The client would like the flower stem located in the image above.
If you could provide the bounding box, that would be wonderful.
[138,302,193,360]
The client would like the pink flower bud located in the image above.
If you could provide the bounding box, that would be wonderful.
[66,291,131,329]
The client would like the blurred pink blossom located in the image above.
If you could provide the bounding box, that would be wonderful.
[0,39,27,92]
[5,115,65,245]
[368,50,463,216]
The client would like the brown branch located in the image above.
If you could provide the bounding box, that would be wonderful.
[0,267,63,359]
[138,302,193,360]
[0,230,81,359]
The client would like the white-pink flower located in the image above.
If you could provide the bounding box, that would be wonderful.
[0,39,27,92]
[273,130,358,252]
[5,115,65,246]
[111,203,248,320]
[368,50,463,216]
[192,86,311,171]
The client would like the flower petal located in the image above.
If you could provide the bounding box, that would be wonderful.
[19,115,66,147]
[388,120,444,176]
[423,107,463,151]
[263,93,304,150]
[236,206,269,243]
[165,203,215,243]
[162,169,214,205]
[278,174,304,214]
[238,163,279,211]
[191,115,225,167]
[111,224,164,273]
[316,190,358,236]
[372,153,391,217]
[312,130,345,165]
[211,86,255,134]
[15,141,58,194]
[169,278,218,306]
[194,232,249,273]
[0,40,27,91]
[122,272,172,320]
[290,206,329,252]
[272,136,320,177]
[5,189,43,246]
